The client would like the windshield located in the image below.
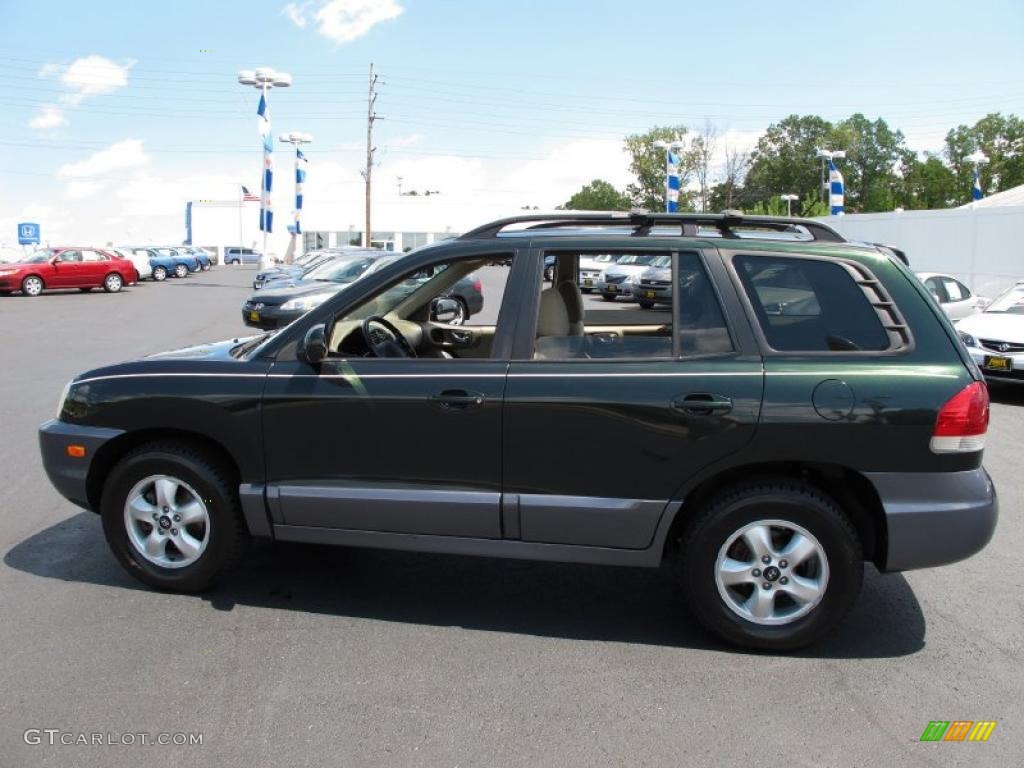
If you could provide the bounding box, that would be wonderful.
[18,249,52,263]
[986,285,1024,314]
[307,256,375,283]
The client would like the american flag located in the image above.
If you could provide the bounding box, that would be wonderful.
[241,185,259,202]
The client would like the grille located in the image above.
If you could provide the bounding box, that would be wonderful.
[639,279,671,288]
[980,338,1024,353]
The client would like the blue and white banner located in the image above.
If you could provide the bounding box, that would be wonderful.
[666,150,681,213]
[828,159,844,215]
[257,92,273,233]
[972,167,983,201]
[294,148,307,234]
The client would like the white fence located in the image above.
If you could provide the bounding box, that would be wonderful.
[820,206,1024,299]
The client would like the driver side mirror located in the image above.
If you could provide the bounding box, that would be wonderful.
[431,297,461,324]
[298,323,328,366]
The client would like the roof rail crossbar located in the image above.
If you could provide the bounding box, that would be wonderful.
[457,212,845,243]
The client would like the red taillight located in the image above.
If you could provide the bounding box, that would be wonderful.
[473,278,482,292]
[931,380,989,453]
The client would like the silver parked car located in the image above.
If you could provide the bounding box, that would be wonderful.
[596,253,670,301]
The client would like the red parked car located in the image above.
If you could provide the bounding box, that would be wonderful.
[0,247,137,297]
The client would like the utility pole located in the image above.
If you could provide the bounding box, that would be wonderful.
[363,62,379,248]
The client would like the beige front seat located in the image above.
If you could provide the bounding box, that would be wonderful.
[535,284,586,359]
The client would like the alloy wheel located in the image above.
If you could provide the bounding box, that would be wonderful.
[22,276,43,296]
[175,264,188,278]
[714,519,829,626]
[123,474,210,569]
[105,274,122,292]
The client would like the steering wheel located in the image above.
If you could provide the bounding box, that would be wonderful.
[361,315,418,358]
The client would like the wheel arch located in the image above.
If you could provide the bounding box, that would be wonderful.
[86,428,240,513]
[663,461,886,567]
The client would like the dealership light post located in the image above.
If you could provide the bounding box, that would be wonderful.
[279,131,313,264]
[780,193,799,216]
[653,140,685,212]
[966,151,989,203]
[815,149,845,207]
[238,66,292,271]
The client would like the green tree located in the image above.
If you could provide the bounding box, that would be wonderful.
[898,153,958,209]
[623,125,695,211]
[831,113,906,212]
[743,115,833,215]
[562,179,632,211]
[945,113,1024,203]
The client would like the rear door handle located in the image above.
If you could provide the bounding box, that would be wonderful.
[429,389,485,410]
[671,393,733,416]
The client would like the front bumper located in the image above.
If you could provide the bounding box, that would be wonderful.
[635,284,672,304]
[868,468,998,571]
[595,280,633,297]
[966,347,1024,382]
[38,420,124,511]
[242,305,299,330]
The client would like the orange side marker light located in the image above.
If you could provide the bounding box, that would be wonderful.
[66,445,86,458]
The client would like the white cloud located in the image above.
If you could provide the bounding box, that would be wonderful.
[284,0,404,44]
[283,2,308,27]
[58,139,149,179]
[33,56,133,127]
[29,105,68,130]
[59,55,133,102]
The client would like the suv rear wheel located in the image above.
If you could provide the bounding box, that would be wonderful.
[100,442,249,592]
[675,480,862,651]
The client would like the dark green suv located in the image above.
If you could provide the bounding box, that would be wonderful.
[39,212,997,650]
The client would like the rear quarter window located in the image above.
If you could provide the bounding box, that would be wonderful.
[735,255,894,352]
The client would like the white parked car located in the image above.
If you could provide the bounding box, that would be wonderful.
[578,254,621,293]
[956,281,1024,382]
[111,247,153,281]
[917,272,988,320]
[596,253,671,301]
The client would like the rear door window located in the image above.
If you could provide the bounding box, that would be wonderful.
[735,255,892,352]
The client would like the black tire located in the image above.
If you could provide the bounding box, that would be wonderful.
[229,259,240,265]
[638,300,654,309]
[674,479,863,651]
[202,263,212,271]
[581,288,593,294]
[174,263,188,278]
[103,272,123,293]
[100,441,249,592]
[152,266,167,281]
[601,293,617,302]
[21,275,44,296]
[0,290,11,296]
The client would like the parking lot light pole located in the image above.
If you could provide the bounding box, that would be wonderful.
[815,149,845,206]
[238,67,292,271]
[780,193,799,216]
[278,132,313,264]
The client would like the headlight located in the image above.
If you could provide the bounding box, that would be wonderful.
[958,330,977,348]
[0,269,16,276]
[56,380,73,419]
[281,292,334,311]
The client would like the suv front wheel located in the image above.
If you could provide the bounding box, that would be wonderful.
[675,480,863,651]
[100,442,249,592]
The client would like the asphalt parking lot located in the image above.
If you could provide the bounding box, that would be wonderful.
[1,265,1022,767]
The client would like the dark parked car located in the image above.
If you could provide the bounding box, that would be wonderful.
[39,212,996,651]
[252,248,356,290]
[243,253,484,330]
[0,247,136,295]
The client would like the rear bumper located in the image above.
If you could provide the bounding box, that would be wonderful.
[868,468,998,571]
[38,420,124,511]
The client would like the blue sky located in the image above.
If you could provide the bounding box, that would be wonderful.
[1,0,1022,246]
